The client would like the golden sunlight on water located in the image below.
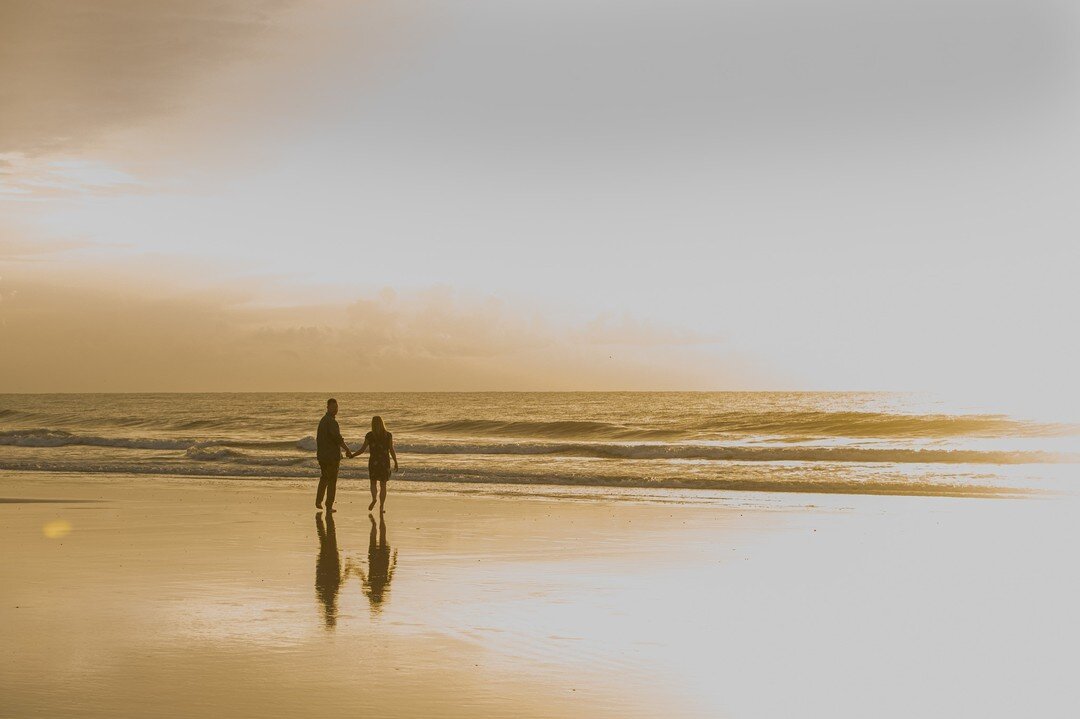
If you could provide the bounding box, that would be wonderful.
[2,392,1076,497]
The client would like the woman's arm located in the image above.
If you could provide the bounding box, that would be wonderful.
[349,438,369,459]
[389,436,398,471]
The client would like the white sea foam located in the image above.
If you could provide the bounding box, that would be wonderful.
[0,429,194,450]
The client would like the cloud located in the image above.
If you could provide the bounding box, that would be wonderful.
[0,153,146,199]
[579,313,722,346]
[0,238,83,260]
[0,217,99,259]
[3,1,1074,397]
[0,269,763,391]
[7,0,1073,165]
[348,0,1077,167]
[0,0,289,155]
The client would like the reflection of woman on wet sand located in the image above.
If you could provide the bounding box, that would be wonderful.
[352,514,397,612]
[348,415,398,513]
[314,512,343,628]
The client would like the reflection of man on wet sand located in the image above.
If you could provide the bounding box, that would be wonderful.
[352,514,397,611]
[314,512,343,628]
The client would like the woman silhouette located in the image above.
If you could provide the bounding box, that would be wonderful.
[350,415,398,512]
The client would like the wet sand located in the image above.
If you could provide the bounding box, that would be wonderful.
[1,473,1077,718]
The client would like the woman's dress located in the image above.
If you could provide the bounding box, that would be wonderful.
[366,430,392,482]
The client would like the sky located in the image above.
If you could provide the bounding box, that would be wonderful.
[2,0,1079,394]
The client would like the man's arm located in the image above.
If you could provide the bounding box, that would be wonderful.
[334,421,351,458]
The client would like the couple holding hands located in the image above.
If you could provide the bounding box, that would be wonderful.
[316,398,398,513]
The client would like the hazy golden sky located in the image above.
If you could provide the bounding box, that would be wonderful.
[2,0,1078,392]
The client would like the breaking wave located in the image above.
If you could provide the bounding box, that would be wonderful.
[0,429,306,452]
[398,441,1071,465]
[184,445,310,467]
[0,429,195,450]
[402,412,1076,440]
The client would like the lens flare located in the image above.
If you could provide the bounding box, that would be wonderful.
[43,520,72,539]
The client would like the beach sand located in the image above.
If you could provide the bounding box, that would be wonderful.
[2,473,1077,718]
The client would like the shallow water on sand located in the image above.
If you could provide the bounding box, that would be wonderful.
[2,475,1078,717]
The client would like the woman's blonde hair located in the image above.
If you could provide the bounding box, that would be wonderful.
[371,415,388,436]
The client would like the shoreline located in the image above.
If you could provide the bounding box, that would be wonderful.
[0,466,1034,499]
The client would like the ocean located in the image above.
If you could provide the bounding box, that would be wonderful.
[1,392,1076,497]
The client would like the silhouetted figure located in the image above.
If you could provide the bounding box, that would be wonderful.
[314,512,343,629]
[315,398,352,512]
[356,513,397,613]
[349,415,398,512]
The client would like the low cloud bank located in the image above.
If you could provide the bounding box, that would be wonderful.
[0,272,758,392]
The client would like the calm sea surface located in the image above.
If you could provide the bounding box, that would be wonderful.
[1,393,1077,496]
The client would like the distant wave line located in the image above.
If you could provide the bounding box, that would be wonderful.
[396,413,1077,440]
[0,429,300,451]
[393,441,1073,465]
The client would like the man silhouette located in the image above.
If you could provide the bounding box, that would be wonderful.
[315,398,352,512]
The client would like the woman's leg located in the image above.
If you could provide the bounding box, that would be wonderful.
[379,480,388,510]
[368,479,378,511]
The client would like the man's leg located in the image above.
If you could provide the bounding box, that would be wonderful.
[316,462,330,508]
[324,461,340,510]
